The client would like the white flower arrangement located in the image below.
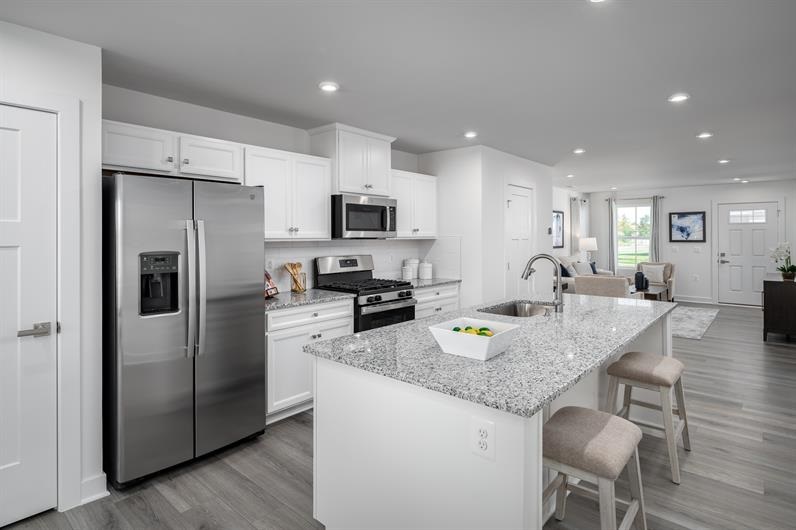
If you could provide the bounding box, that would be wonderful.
[770,243,796,274]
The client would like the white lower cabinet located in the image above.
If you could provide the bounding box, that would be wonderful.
[265,300,353,423]
[414,284,461,319]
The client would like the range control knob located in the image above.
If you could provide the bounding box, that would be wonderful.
[375,295,383,302]
[366,296,375,303]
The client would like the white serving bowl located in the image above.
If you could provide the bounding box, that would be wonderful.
[428,318,521,361]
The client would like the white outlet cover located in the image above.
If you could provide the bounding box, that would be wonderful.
[470,417,495,460]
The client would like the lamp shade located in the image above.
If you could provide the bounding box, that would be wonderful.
[580,237,598,252]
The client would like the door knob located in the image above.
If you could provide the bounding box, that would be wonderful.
[719,259,730,264]
[17,322,52,338]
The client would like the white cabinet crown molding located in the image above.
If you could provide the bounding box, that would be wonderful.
[307,122,396,143]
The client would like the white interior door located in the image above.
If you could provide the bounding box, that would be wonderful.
[504,185,533,298]
[0,105,58,526]
[717,202,779,305]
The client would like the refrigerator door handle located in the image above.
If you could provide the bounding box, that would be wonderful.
[186,220,197,357]
[197,219,208,356]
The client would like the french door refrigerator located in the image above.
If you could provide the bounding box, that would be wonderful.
[103,173,265,487]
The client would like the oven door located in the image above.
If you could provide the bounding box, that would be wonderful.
[356,299,416,332]
[334,194,397,239]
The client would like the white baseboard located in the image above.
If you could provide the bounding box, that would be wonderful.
[80,473,109,505]
[673,295,714,305]
[266,400,313,425]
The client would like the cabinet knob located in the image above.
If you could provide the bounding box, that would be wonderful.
[364,184,372,189]
[182,158,190,164]
[166,156,174,163]
[295,227,300,232]
[435,307,442,312]
[312,312,319,317]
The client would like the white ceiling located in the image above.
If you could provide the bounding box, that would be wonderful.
[1,0,794,192]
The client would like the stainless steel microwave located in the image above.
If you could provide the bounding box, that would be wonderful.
[331,194,397,239]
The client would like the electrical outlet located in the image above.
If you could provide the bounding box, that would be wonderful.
[266,260,274,270]
[471,417,495,460]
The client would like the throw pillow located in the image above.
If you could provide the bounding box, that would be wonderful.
[642,264,666,284]
[560,263,571,277]
[574,262,595,276]
[590,262,597,274]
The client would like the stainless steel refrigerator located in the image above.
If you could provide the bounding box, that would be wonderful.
[102,173,265,488]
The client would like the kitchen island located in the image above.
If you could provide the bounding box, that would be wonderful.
[303,293,676,529]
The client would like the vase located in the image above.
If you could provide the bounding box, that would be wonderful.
[782,272,795,281]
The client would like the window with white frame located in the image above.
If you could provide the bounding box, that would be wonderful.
[616,201,651,268]
[728,209,767,224]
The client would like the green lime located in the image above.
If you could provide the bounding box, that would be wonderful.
[464,326,473,330]
[478,327,490,332]
[452,327,461,332]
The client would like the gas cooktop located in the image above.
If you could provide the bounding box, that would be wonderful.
[321,278,413,295]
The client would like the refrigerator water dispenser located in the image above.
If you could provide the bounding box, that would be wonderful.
[140,252,179,315]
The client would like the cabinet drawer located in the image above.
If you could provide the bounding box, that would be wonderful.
[414,284,460,304]
[266,299,353,332]
[416,297,459,319]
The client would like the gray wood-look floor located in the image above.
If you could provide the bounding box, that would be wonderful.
[10,303,796,530]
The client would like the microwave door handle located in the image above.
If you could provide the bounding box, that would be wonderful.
[186,220,196,357]
[382,207,388,231]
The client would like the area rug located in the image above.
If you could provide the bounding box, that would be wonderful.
[671,306,719,339]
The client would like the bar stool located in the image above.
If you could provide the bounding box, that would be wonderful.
[605,351,691,484]
[543,406,647,530]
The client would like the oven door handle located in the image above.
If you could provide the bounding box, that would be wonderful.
[360,298,417,315]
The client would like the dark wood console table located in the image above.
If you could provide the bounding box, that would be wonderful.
[763,278,796,341]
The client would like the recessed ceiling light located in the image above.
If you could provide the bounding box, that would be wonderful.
[610,186,617,190]
[590,0,606,3]
[697,131,713,139]
[733,177,741,181]
[573,148,586,155]
[566,174,575,178]
[741,180,749,184]
[668,92,690,103]
[718,159,731,164]
[464,131,478,139]
[318,81,339,92]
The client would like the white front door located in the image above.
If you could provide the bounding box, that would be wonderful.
[505,185,533,298]
[0,105,58,526]
[717,202,779,305]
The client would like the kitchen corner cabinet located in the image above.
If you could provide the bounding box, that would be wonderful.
[308,123,395,196]
[102,120,242,182]
[414,284,460,319]
[392,170,438,238]
[265,300,354,423]
[244,146,331,240]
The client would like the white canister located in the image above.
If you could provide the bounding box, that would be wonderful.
[404,258,420,279]
[401,266,413,281]
[419,262,433,280]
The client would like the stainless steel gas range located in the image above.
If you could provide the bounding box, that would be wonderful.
[314,255,415,332]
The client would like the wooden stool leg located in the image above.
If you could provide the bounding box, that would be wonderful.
[660,385,681,484]
[626,447,648,530]
[554,473,568,521]
[606,376,619,414]
[674,378,691,452]
[598,477,617,530]
[622,385,632,419]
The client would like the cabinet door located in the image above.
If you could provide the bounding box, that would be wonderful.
[412,173,438,238]
[102,120,176,172]
[366,138,392,196]
[267,326,315,414]
[292,156,331,240]
[391,170,414,238]
[245,147,292,239]
[337,130,368,193]
[179,135,243,182]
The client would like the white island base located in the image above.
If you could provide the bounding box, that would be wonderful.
[313,315,671,529]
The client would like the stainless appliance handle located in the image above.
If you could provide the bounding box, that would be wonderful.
[186,220,197,357]
[359,298,417,315]
[381,207,388,231]
[17,322,51,338]
[197,219,208,355]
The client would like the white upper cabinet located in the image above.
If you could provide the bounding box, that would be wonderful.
[178,135,243,182]
[244,146,331,241]
[102,120,177,172]
[308,123,395,196]
[391,170,438,239]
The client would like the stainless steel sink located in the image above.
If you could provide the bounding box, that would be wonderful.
[477,301,555,317]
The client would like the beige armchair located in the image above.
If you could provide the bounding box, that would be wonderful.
[636,262,675,302]
[574,276,641,299]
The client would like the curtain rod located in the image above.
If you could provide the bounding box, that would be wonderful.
[604,196,664,201]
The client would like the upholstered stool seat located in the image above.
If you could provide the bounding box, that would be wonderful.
[606,351,691,484]
[542,406,647,530]
[543,406,642,480]
[607,351,684,387]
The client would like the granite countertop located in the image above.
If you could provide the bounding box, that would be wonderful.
[264,289,355,312]
[410,278,462,289]
[303,293,677,417]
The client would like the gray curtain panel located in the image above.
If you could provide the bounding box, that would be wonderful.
[607,197,617,273]
[650,195,661,262]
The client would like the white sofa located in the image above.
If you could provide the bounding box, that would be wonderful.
[557,254,616,293]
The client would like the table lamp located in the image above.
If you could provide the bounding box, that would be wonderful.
[580,237,598,262]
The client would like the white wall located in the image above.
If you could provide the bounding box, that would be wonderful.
[552,187,590,259]
[591,180,796,303]
[0,21,104,504]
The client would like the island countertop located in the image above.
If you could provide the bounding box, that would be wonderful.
[303,293,676,417]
